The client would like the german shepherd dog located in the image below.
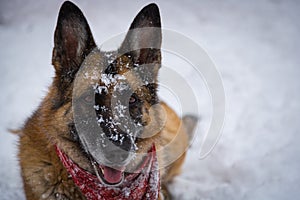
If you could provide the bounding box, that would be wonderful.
[18,1,197,199]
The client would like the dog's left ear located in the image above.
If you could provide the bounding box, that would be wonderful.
[119,3,161,65]
[52,1,96,82]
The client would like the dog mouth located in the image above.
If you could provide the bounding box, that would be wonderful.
[93,148,153,186]
[97,165,125,185]
[55,144,159,199]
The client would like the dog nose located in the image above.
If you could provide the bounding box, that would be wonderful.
[103,135,135,165]
[104,149,131,165]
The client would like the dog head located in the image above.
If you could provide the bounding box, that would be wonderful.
[48,1,164,190]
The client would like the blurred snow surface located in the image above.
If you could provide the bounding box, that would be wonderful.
[0,0,300,199]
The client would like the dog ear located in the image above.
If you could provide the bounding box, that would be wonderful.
[119,3,162,65]
[52,1,96,83]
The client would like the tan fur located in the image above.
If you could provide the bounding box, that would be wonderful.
[19,2,192,200]
[19,92,188,199]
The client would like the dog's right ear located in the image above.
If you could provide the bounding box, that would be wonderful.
[52,1,96,83]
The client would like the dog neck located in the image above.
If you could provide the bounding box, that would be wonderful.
[54,144,160,200]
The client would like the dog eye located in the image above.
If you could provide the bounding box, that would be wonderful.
[129,96,137,104]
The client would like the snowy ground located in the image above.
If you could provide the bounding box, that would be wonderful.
[1,0,300,199]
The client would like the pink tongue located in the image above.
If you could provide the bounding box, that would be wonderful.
[103,166,123,184]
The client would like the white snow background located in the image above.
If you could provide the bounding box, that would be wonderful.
[1,0,300,199]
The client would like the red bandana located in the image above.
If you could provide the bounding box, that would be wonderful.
[55,144,160,200]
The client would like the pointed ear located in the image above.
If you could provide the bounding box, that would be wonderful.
[52,1,96,81]
[119,3,161,65]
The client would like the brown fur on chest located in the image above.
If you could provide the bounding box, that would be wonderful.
[19,102,188,200]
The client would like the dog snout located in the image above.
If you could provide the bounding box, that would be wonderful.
[103,148,132,165]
